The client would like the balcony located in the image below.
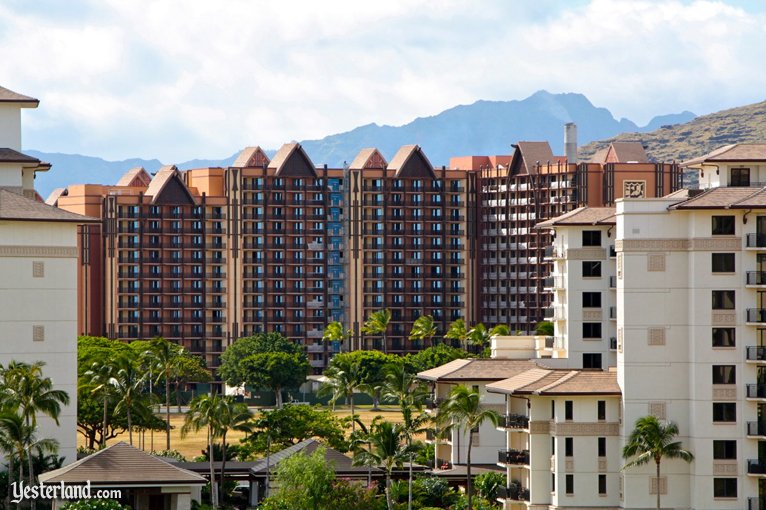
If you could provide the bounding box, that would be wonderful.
[747,346,766,362]
[609,245,617,258]
[748,459,766,475]
[747,384,766,400]
[610,337,617,350]
[748,271,766,287]
[609,306,617,320]
[747,234,766,248]
[499,414,529,430]
[497,486,530,501]
[749,497,766,510]
[498,449,530,466]
[747,309,766,324]
[747,421,766,438]
[425,397,445,410]
[609,276,617,289]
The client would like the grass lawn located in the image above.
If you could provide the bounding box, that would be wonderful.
[79,405,406,460]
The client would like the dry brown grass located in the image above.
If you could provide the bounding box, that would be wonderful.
[79,406,406,460]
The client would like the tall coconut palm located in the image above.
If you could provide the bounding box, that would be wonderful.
[622,415,694,510]
[322,321,351,353]
[145,337,184,451]
[214,397,253,503]
[409,315,438,348]
[182,394,222,508]
[108,354,147,446]
[2,361,69,497]
[440,384,500,510]
[363,309,392,353]
[444,318,469,350]
[382,363,430,510]
[318,360,362,434]
[83,359,118,448]
[352,419,411,510]
[467,323,510,353]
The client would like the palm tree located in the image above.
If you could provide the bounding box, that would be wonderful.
[363,309,392,353]
[182,394,222,508]
[145,337,184,450]
[318,360,362,434]
[467,323,510,353]
[322,321,351,353]
[108,354,147,446]
[2,361,69,495]
[444,318,469,349]
[622,415,694,510]
[439,384,500,510]
[382,364,430,510]
[214,397,253,503]
[352,419,411,510]
[409,315,438,348]
[83,359,117,448]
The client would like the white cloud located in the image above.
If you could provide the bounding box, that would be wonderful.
[1,0,765,162]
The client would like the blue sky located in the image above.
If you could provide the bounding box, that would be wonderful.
[2,0,765,162]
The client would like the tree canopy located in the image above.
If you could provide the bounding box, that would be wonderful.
[218,332,303,387]
[240,352,309,408]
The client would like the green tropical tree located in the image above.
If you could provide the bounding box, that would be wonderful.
[319,359,362,434]
[439,385,500,510]
[322,321,351,353]
[83,359,118,448]
[467,324,510,353]
[534,320,554,336]
[145,337,185,450]
[363,309,392,353]
[182,394,222,508]
[622,415,694,510]
[444,318,469,349]
[409,315,438,348]
[352,419,411,510]
[240,351,309,409]
[213,397,253,503]
[107,354,147,446]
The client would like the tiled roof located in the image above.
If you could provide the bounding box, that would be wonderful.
[39,442,206,486]
[0,85,38,104]
[233,146,270,168]
[669,186,766,209]
[682,144,766,166]
[515,142,555,174]
[115,167,151,187]
[349,148,388,170]
[45,188,68,206]
[0,148,42,164]
[387,145,419,172]
[607,141,649,163]
[536,206,616,228]
[417,358,539,382]
[487,368,620,396]
[0,189,96,222]
[250,439,379,475]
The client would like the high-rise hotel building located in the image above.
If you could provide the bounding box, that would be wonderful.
[52,144,474,373]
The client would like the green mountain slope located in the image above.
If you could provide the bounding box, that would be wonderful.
[579,99,766,163]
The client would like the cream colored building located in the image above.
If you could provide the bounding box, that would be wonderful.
[0,85,93,463]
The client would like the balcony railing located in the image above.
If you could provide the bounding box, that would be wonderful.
[500,414,530,429]
[609,306,617,319]
[609,245,617,258]
[747,272,766,285]
[498,449,530,465]
[747,234,766,248]
[425,397,445,410]
[747,384,766,399]
[747,346,766,361]
[497,486,530,501]
[748,459,766,474]
[747,422,766,437]
[610,337,617,350]
[609,276,617,288]
[747,309,766,323]
[749,497,766,510]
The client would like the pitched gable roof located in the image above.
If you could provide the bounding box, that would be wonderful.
[0,189,96,222]
[349,148,388,170]
[486,368,620,396]
[683,143,766,167]
[268,143,317,177]
[250,439,379,475]
[116,167,152,187]
[0,85,38,105]
[144,166,197,205]
[417,358,539,382]
[537,206,616,228]
[387,145,435,178]
[45,188,68,207]
[38,442,206,486]
[668,186,766,210]
[509,142,554,175]
[233,146,271,168]
[605,142,649,163]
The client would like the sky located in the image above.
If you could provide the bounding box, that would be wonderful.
[2,0,766,163]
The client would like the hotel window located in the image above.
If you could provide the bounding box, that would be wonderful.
[713,478,737,498]
[712,365,736,384]
[598,474,607,495]
[712,290,735,310]
[582,261,601,277]
[712,328,736,347]
[583,323,602,339]
[712,216,735,235]
[712,253,735,273]
[565,401,573,421]
[598,437,606,457]
[582,230,602,247]
[713,440,737,460]
[730,167,750,187]
[598,400,606,421]
[565,474,574,495]
[551,474,556,493]
[712,403,736,422]
[565,437,573,457]
[583,353,602,369]
[582,292,602,308]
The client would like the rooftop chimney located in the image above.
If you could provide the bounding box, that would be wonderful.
[564,122,577,164]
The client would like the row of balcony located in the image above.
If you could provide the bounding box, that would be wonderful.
[498,449,530,465]
[496,486,530,502]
